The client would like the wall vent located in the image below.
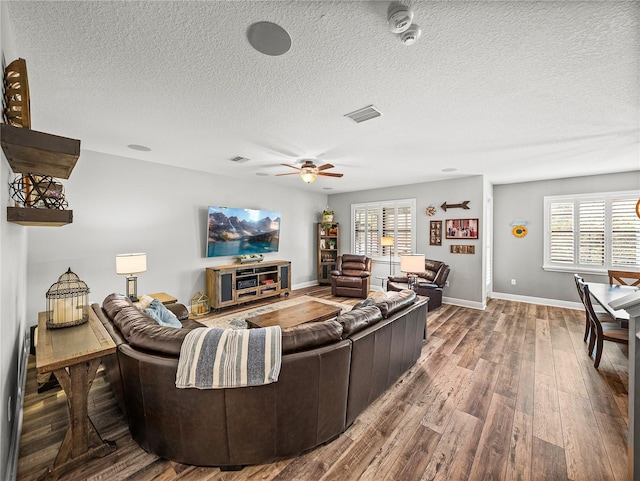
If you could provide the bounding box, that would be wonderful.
[344,105,382,123]
[229,156,250,163]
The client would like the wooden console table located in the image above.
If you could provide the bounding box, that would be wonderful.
[35,308,116,480]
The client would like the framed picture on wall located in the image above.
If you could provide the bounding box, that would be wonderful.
[429,220,442,246]
[445,218,478,239]
[451,245,475,254]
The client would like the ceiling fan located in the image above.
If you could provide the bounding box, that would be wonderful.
[276,160,344,183]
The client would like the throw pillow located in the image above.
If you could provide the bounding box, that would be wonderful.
[144,299,182,328]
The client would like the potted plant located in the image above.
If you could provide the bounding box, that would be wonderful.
[322,209,334,227]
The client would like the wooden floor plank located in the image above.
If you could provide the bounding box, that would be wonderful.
[532,372,563,448]
[505,409,533,481]
[531,437,569,481]
[15,291,629,481]
[593,410,629,481]
[456,358,500,421]
[467,393,516,481]
[420,360,472,434]
[557,390,616,481]
[553,349,589,399]
[419,409,484,481]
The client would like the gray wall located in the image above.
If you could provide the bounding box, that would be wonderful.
[1,5,28,480]
[328,176,487,308]
[25,150,328,324]
[493,171,640,306]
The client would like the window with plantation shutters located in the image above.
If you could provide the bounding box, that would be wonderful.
[352,199,416,258]
[544,191,640,272]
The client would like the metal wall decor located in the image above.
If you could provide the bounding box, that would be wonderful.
[9,174,68,209]
[426,205,436,216]
[440,200,470,211]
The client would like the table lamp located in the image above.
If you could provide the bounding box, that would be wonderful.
[400,254,425,290]
[381,236,394,275]
[116,253,147,302]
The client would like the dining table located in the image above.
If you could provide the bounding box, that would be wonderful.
[586,282,638,327]
[590,284,640,481]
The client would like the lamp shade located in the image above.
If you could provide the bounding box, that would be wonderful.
[381,236,394,247]
[116,253,147,276]
[400,254,425,274]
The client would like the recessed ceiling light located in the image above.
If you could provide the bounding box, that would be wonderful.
[441,168,457,173]
[255,172,268,176]
[128,144,151,152]
[247,21,291,56]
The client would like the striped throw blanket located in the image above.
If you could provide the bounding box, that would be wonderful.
[176,327,282,389]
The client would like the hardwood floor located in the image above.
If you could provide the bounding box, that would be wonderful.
[16,287,628,480]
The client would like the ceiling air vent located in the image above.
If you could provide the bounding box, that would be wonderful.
[229,156,250,163]
[344,105,382,123]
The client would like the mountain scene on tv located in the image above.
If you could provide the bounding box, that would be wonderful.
[207,207,281,257]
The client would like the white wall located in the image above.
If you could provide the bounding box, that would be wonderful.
[1,4,28,480]
[328,176,486,308]
[25,150,328,324]
[493,171,640,305]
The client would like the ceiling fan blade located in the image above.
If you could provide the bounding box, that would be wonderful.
[318,172,343,178]
[316,163,335,171]
[281,163,301,171]
[275,172,300,176]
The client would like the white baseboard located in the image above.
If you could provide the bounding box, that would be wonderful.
[442,297,486,310]
[491,292,582,310]
[292,280,320,290]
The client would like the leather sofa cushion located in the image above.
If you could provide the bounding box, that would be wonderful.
[281,319,343,354]
[103,292,189,321]
[103,293,132,320]
[337,305,383,336]
[351,297,376,310]
[424,259,443,273]
[334,277,365,288]
[376,289,417,318]
[113,306,196,356]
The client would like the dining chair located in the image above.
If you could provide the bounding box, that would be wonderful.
[578,278,628,368]
[608,269,640,287]
[573,274,618,343]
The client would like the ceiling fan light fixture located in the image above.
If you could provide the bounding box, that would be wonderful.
[300,168,317,183]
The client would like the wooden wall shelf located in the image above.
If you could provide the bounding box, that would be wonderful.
[7,207,73,226]
[1,123,80,179]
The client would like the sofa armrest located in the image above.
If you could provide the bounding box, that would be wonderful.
[166,302,189,321]
[415,282,439,289]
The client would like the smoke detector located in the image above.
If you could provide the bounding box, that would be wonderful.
[388,6,413,34]
[400,24,422,46]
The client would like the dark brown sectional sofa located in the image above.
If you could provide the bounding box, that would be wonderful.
[92,289,428,469]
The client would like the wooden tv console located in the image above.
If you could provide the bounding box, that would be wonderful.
[205,260,291,311]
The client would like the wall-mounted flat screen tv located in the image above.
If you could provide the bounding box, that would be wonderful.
[206,206,281,258]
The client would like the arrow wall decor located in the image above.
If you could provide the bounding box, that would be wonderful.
[441,200,470,211]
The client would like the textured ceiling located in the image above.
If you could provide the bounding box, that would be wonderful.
[4,1,639,194]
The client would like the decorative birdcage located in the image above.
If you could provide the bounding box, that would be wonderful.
[190,292,210,316]
[45,268,89,328]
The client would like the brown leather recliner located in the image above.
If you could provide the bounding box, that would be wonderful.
[330,254,372,298]
[387,258,450,310]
